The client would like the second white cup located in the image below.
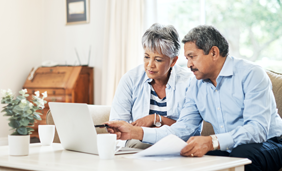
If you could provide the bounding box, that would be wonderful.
[97,134,121,159]
[38,125,55,146]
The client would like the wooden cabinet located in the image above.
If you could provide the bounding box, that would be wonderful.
[23,66,94,139]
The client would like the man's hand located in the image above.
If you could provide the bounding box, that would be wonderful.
[180,136,213,157]
[105,120,143,140]
[131,115,155,127]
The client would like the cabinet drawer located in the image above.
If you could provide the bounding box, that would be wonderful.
[25,89,65,96]
[45,96,65,102]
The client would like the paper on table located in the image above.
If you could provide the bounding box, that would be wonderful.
[134,134,187,156]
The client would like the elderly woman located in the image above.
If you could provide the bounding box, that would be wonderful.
[109,23,192,149]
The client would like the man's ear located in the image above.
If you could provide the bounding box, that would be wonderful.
[209,46,220,60]
[170,56,178,67]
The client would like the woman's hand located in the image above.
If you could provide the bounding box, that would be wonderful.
[131,115,155,127]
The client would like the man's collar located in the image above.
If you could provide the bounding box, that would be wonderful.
[218,56,233,77]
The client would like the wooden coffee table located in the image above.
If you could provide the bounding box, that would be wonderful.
[0,143,251,171]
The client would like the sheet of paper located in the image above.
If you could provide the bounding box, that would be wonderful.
[134,134,187,156]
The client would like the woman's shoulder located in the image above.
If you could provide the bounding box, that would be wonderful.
[120,64,146,85]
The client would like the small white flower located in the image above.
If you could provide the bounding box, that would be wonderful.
[19,89,27,95]
[1,89,6,96]
[21,99,27,104]
[6,89,13,96]
[35,91,40,97]
[29,103,34,108]
[38,98,45,109]
[1,89,13,98]
[42,91,47,99]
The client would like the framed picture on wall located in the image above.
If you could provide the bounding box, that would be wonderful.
[66,0,89,25]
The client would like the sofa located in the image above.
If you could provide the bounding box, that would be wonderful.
[46,70,282,170]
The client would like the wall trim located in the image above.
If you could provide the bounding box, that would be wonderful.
[0,137,8,146]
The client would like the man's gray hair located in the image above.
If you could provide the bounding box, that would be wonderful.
[182,25,229,57]
[142,23,180,58]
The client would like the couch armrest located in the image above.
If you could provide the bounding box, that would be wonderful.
[201,121,215,136]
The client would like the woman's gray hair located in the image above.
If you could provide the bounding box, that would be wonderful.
[142,23,180,58]
[182,25,229,57]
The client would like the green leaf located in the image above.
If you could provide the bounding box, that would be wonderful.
[9,120,20,128]
[26,127,34,132]
[6,109,13,115]
[12,99,20,105]
[34,113,41,120]
[12,106,22,113]
[34,112,43,115]
[16,96,24,101]
[27,115,34,120]
[19,118,30,126]
[10,116,19,120]
[11,131,19,135]
[3,113,13,116]
[22,112,29,117]
[26,109,32,114]
[17,127,28,135]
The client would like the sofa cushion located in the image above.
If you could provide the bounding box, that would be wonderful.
[266,70,282,119]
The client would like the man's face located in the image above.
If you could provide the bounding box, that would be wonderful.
[184,42,214,80]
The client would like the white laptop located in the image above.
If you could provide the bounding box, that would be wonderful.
[48,102,141,155]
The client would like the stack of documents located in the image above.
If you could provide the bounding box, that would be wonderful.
[134,134,187,156]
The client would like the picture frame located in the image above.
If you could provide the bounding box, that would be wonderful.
[66,0,89,25]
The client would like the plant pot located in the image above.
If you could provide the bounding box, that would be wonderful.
[8,135,30,156]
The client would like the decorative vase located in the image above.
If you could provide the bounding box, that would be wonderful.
[8,135,30,156]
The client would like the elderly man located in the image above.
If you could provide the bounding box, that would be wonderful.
[106,25,282,171]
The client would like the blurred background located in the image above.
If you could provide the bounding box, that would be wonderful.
[156,0,282,72]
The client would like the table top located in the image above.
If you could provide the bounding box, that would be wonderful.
[0,143,251,171]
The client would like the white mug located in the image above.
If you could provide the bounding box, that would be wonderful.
[38,125,55,146]
[97,134,122,159]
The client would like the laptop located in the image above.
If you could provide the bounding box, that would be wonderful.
[48,102,141,155]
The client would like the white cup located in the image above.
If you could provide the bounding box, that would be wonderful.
[97,134,122,159]
[38,125,55,146]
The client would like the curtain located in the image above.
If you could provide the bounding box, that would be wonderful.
[101,0,144,105]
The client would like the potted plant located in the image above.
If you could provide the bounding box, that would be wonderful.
[1,89,47,156]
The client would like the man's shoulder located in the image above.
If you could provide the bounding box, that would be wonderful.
[232,57,265,78]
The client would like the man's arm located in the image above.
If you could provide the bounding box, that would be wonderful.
[141,81,203,144]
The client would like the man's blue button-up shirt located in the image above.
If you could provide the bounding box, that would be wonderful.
[143,56,282,151]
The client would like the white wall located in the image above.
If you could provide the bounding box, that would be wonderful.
[42,0,107,105]
[0,0,107,145]
[0,0,43,145]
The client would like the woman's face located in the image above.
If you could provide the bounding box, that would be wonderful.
[144,49,178,81]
